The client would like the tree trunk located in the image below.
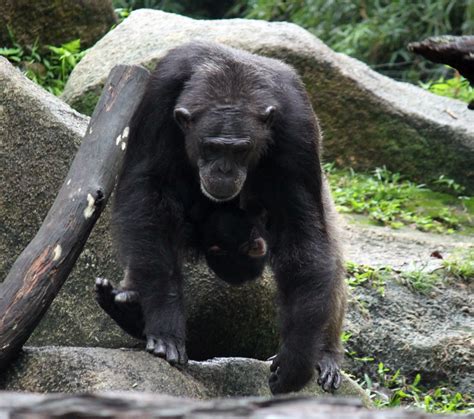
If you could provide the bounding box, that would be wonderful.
[0,64,150,370]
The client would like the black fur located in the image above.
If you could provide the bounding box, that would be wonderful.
[98,41,346,394]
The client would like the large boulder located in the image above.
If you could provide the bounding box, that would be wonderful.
[0,347,370,404]
[62,10,474,192]
[0,0,117,49]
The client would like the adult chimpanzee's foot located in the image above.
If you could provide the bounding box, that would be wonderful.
[145,334,188,366]
[268,348,342,394]
[317,351,342,391]
[94,277,145,340]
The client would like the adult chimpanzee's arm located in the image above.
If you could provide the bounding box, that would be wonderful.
[113,171,189,365]
[267,180,345,394]
[257,77,346,394]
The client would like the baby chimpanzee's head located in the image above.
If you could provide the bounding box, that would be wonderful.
[200,207,267,285]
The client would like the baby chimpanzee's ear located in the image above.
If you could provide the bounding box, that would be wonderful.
[174,107,192,130]
[262,105,276,126]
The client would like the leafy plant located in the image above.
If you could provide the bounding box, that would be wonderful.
[420,74,474,103]
[0,32,86,96]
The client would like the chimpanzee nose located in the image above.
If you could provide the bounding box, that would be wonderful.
[218,161,232,175]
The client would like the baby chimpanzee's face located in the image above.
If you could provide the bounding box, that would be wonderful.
[202,207,268,285]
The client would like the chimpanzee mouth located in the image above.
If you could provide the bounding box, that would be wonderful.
[200,181,240,203]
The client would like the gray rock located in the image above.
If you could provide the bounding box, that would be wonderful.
[0,347,370,404]
[62,10,474,192]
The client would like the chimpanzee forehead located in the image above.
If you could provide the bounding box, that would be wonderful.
[196,106,258,137]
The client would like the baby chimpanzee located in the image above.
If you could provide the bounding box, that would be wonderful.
[194,202,268,285]
[95,205,267,341]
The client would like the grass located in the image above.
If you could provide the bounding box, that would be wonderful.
[325,164,474,234]
[396,271,442,295]
[442,248,474,282]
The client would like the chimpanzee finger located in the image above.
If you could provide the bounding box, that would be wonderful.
[95,277,111,290]
[166,344,179,365]
[333,371,342,390]
[322,369,336,392]
[146,337,156,353]
[318,367,329,386]
[177,343,188,365]
[153,339,167,358]
[269,356,280,372]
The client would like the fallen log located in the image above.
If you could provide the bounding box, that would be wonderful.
[408,35,474,85]
[0,64,150,369]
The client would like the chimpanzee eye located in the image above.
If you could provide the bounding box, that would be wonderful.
[234,148,249,159]
[207,245,227,256]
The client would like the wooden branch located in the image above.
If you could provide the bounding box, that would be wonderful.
[408,35,474,85]
[0,65,150,369]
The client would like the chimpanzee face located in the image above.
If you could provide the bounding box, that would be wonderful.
[174,105,275,202]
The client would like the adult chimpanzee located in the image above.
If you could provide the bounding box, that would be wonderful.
[100,41,346,394]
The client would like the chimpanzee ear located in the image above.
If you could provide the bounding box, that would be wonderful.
[174,107,192,130]
[262,105,276,126]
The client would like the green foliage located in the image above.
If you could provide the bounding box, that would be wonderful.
[0,34,86,96]
[325,164,473,234]
[420,74,474,103]
[345,262,389,295]
[240,0,472,82]
[361,362,473,413]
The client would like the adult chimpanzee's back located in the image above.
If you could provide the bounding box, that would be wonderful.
[107,41,346,394]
